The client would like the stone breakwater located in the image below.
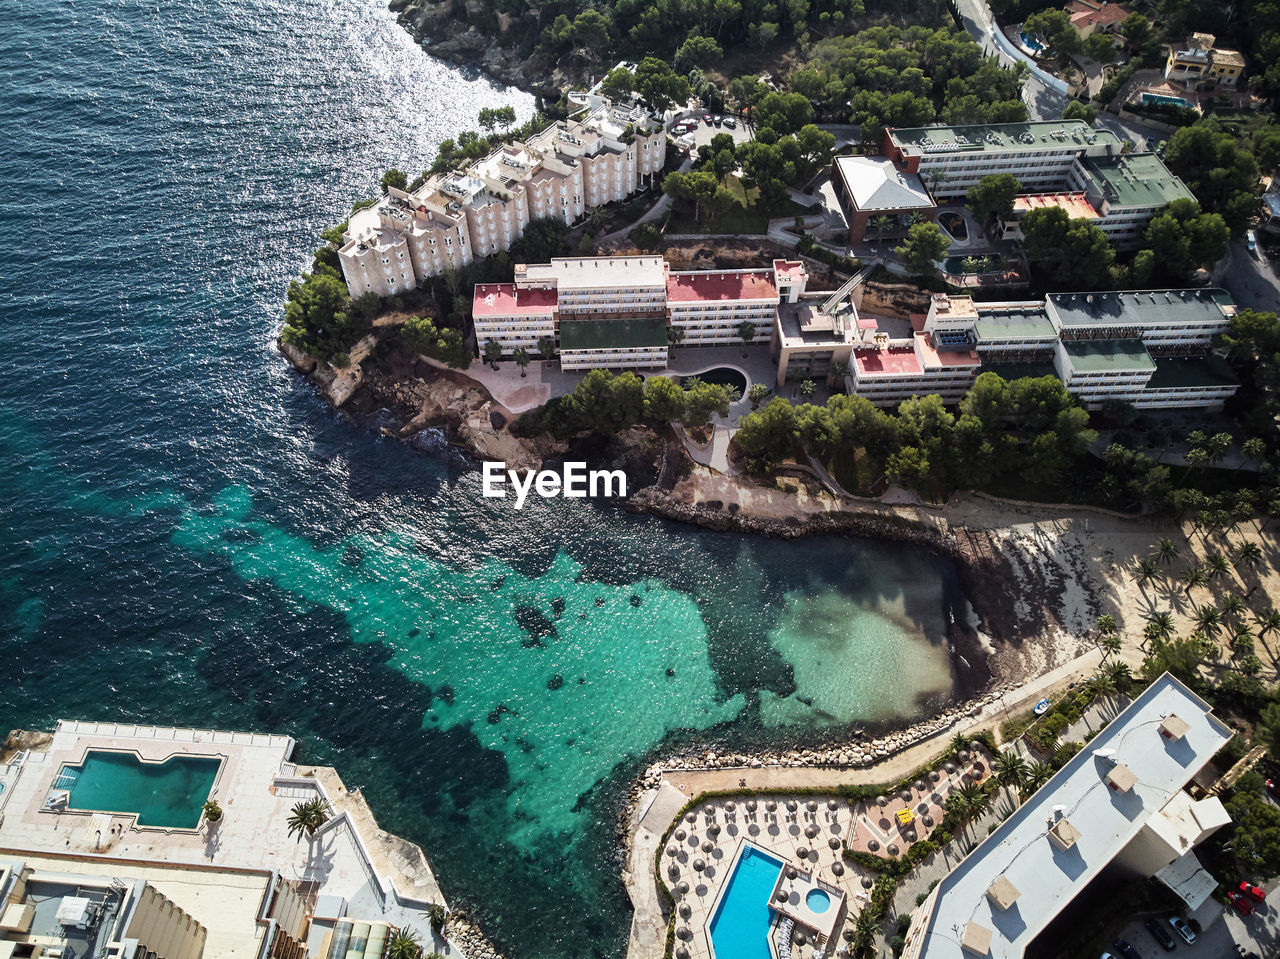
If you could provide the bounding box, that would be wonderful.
[640,684,1016,785]
[448,916,510,959]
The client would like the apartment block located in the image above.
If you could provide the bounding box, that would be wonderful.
[1067,152,1195,247]
[337,96,666,299]
[473,257,810,371]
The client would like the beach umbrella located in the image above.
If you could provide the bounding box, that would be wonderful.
[766,800,777,811]
[973,761,985,775]
[676,949,690,959]
[675,829,686,841]
[667,846,679,857]
[708,824,721,837]
[899,790,912,803]
[887,844,899,856]
[929,770,940,782]
[971,740,984,753]
[867,839,879,852]
[686,813,697,823]
[806,825,820,838]
[918,802,929,814]
[829,837,841,849]
[904,829,917,842]
[746,800,757,811]
[861,877,874,889]
[786,800,798,811]
[807,801,818,811]
[795,933,807,946]
[677,927,692,941]
[828,799,839,810]
[831,862,844,876]
[702,841,713,853]
[668,866,680,881]
[944,763,956,774]
[796,847,809,859]
[915,780,927,791]
[678,903,692,919]
[957,750,969,763]
[876,795,888,807]
[693,859,705,872]
[677,882,690,896]
[923,816,934,827]
[786,866,797,880]
[726,801,736,812]
[776,890,788,902]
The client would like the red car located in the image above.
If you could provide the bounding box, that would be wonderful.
[1229,890,1257,916]
[1239,880,1266,902]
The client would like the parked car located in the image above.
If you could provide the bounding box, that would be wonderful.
[1144,918,1176,951]
[1267,777,1280,799]
[723,117,736,129]
[1113,938,1141,959]
[1248,229,1260,257]
[702,114,713,125]
[1229,890,1257,916]
[1168,917,1195,945]
[1240,880,1266,901]
[712,116,723,127]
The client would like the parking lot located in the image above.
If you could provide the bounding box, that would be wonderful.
[1106,886,1279,959]
[669,113,752,151]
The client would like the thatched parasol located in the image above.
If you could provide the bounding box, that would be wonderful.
[675,829,686,841]
[807,800,818,812]
[677,881,690,895]
[831,862,845,876]
[676,927,692,941]
[786,800,798,811]
[702,841,713,853]
[899,790,912,803]
[861,877,874,889]
[678,903,692,919]
[676,949,690,959]
[667,846,678,857]
[805,825,820,838]
[929,770,940,782]
[827,799,839,810]
[766,800,778,811]
[867,839,879,852]
[887,844,899,856]
[693,859,705,872]
[726,801,736,812]
[796,846,809,859]
[746,800,757,811]
[829,837,841,849]
[708,824,721,837]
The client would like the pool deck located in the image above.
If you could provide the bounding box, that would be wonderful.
[0,721,458,955]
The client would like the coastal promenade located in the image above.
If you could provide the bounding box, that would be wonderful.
[621,645,1104,959]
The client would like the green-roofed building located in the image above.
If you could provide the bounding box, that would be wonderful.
[557,316,669,371]
[1068,152,1196,248]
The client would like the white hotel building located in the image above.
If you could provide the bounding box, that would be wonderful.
[473,257,810,371]
[338,96,666,299]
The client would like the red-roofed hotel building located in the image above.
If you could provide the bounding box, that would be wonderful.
[472,256,810,370]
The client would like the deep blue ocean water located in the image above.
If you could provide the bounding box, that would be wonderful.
[0,2,963,955]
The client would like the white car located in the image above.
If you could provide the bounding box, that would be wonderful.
[1168,918,1196,945]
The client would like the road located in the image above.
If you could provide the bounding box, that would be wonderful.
[1112,880,1280,959]
[953,0,1069,120]
[1219,240,1280,314]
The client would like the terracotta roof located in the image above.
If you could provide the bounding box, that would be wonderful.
[1067,1,1130,28]
[855,347,921,376]
[666,270,778,303]
[472,283,558,316]
[1013,192,1099,219]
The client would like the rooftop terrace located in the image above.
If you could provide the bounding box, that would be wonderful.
[558,316,668,352]
[888,121,1121,156]
[1062,338,1155,373]
[473,283,558,317]
[1075,152,1195,208]
[973,308,1057,341]
[667,269,778,304]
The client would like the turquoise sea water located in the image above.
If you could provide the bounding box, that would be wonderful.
[0,1,962,955]
[65,751,221,829]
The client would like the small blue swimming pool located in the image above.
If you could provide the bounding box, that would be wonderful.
[709,846,782,959]
[1020,32,1045,55]
[806,888,832,914]
[1142,92,1194,109]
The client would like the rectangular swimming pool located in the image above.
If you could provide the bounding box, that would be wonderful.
[61,750,221,829]
[1142,92,1194,109]
[709,845,783,959]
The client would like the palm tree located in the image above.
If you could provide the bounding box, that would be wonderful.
[1255,608,1280,641]
[1234,540,1264,571]
[537,336,556,362]
[1153,538,1180,565]
[1103,660,1133,695]
[1191,604,1222,634]
[953,781,985,815]
[1220,595,1246,621]
[799,379,816,398]
[1230,626,1255,656]
[426,904,447,934]
[1145,610,1176,642]
[1134,559,1160,589]
[482,340,503,369]
[949,732,970,758]
[748,383,770,409]
[666,326,687,346]
[1026,761,1052,791]
[513,347,531,378]
[870,214,893,245]
[993,750,1029,792]
[737,320,756,357]
[1205,554,1233,580]
[1099,633,1122,658]
[1096,614,1117,635]
[286,797,331,844]
[1182,566,1209,594]
[387,929,423,959]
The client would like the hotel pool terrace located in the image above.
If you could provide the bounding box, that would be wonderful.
[46,748,223,829]
[659,748,992,959]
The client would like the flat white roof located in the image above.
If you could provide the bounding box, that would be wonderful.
[518,256,667,291]
[910,674,1232,959]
